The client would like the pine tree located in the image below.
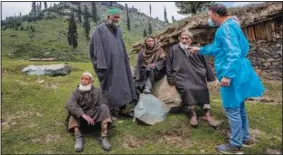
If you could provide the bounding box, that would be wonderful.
[31,2,37,15]
[36,2,41,14]
[44,2,47,9]
[39,2,42,12]
[91,2,98,22]
[77,4,82,23]
[68,12,78,48]
[148,21,152,35]
[143,29,147,37]
[149,4,152,17]
[164,6,169,23]
[175,2,214,15]
[126,4,131,31]
[83,5,90,40]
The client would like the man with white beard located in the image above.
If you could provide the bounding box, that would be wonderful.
[65,72,113,152]
[166,30,219,128]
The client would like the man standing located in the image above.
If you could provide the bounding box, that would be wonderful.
[166,30,218,128]
[89,8,137,117]
[65,72,113,152]
[189,4,264,154]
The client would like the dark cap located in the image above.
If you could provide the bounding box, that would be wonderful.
[209,4,228,16]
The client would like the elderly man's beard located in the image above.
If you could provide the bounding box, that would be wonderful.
[79,83,92,92]
[180,42,190,51]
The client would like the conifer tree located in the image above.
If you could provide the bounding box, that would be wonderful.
[67,12,78,48]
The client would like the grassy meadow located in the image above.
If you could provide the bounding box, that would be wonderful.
[1,58,282,154]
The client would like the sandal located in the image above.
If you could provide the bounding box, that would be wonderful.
[202,116,220,129]
[189,111,198,127]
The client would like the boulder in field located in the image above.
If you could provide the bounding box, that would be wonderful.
[152,76,183,112]
[22,64,71,77]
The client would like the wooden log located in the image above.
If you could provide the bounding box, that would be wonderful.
[248,26,256,42]
[265,22,273,41]
[260,23,267,40]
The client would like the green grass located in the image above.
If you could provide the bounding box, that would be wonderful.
[1,2,166,62]
[1,59,282,154]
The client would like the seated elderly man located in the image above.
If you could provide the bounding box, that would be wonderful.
[65,72,113,152]
[166,30,219,128]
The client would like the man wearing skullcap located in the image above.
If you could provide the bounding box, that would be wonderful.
[89,8,137,117]
[166,30,219,128]
[65,72,113,152]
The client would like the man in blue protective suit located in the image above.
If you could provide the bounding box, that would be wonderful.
[189,4,264,154]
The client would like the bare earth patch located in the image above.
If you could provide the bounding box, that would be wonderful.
[266,149,282,154]
[159,132,192,149]
[122,135,144,149]
[2,111,43,132]
[45,134,61,143]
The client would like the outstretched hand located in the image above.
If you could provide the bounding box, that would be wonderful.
[188,46,200,54]
[82,114,95,125]
[220,77,231,87]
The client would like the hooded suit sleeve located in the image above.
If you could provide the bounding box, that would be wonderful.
[221,25,241,79]
[199,32,222,56]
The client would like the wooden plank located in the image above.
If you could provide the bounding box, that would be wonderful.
[261,23,267,40]
[265,22,273,41]
[250,26,256,42]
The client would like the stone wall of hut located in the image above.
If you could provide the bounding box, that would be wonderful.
[207,16,282,81]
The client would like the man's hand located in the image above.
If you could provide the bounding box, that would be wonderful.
[82,114,95,125]
[149,63,156,69]
[220,77,231,87]
[188,46,200,54]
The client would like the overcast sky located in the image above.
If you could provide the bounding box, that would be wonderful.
[1,2,261,21]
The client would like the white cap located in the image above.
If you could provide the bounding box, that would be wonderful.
[82,71,93,80]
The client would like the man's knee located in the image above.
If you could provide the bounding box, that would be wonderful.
[98,104,111,114]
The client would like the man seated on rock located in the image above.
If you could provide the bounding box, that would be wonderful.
[133,36,166,94]
[65,72,113,152]
[166,30,219,128]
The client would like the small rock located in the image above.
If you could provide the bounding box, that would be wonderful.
[36,112,43,117]
[36,79,45,84]
[266,58,275,62]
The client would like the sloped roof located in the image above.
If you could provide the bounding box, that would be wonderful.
[132,2,282,52]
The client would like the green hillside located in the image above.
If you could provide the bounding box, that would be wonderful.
[1,2,167,62]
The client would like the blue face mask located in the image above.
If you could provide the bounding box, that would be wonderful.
[208,18,216,27]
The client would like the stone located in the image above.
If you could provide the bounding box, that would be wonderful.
[266,58,275,62]
[22,64,71,77]
[263,62,271,67]
[272,62,281,66]
[272,54,281,59]
[276,44,282,48]
[271,71,281,76]
[276,50,282,56]
[152,76,182,111]
[248,96,274,103]
[258,48,270,54]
